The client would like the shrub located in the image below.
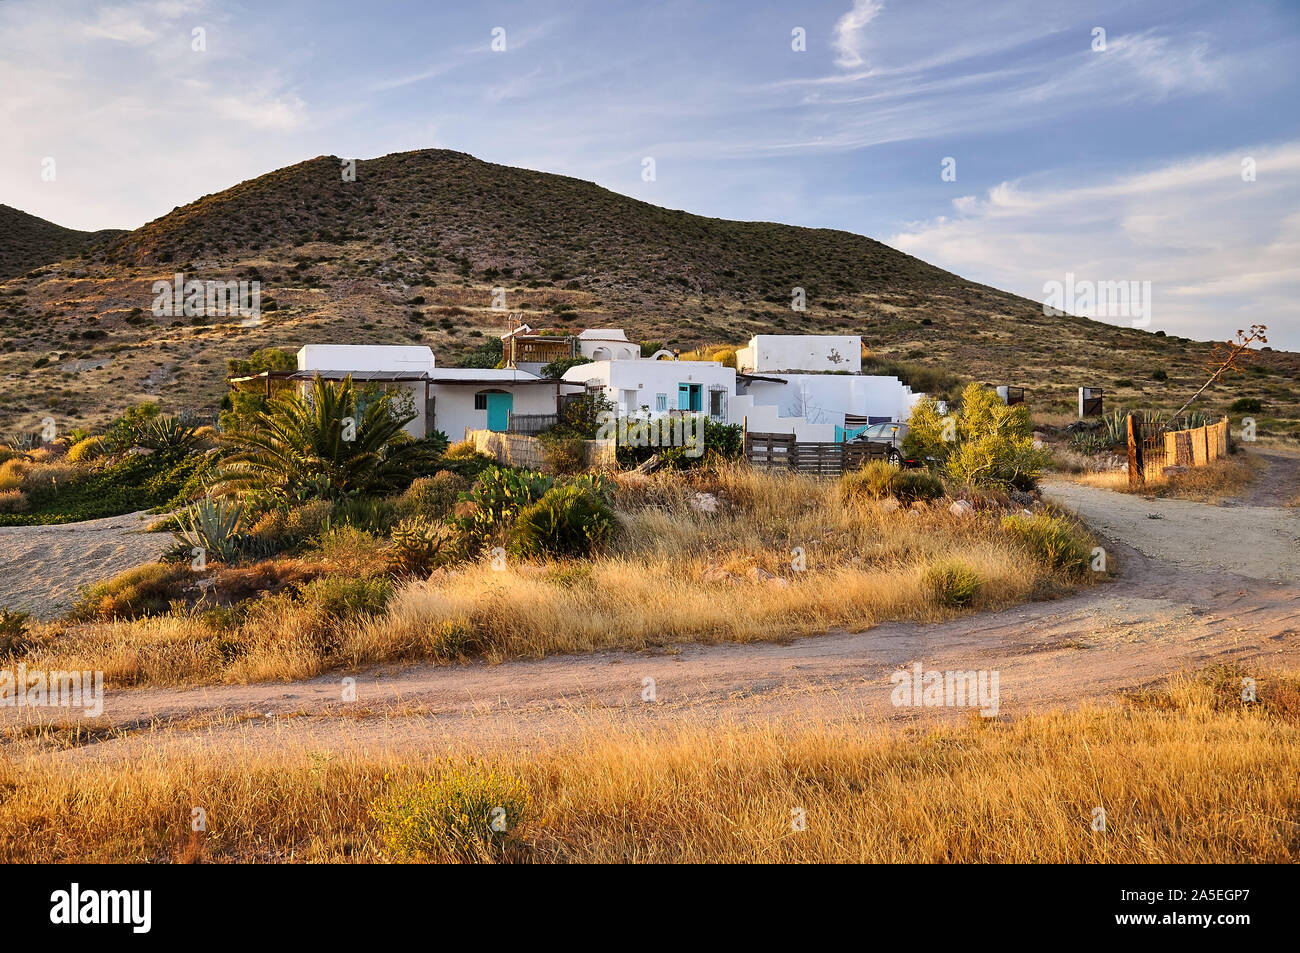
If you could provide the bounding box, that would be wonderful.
[17,462,79,493]
[66,435,107,463]
[396,472,468,522]
[387,518,451,577]
[539,433,587,475]
[539,356,592,379]
[841,460,898,501]
[842,461,944,504]
[297,574,393,619]
[0,488,29,513]
[0,607,32,657]
[923,560,981,608]
[507,484,616,559]
[453,467,554,553]
[73,562,191,620]
[330,496,398,535]
[1001,511,1093,578]
[1229,397,1263,413]
[370,762,532,862]
[907,384,1051,490]
[891,469,945,504]
[136,416,199,451]
[0,459,28,491]
[1069,432,1111,455]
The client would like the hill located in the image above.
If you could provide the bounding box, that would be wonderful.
[0,150,1295,437]
[0,205,124,281]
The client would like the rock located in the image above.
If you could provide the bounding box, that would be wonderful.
[690,491,720,514]
[880,498,900,512]
[948,499,974,516]
[1010,490,1035,506]
[747,566,789,588]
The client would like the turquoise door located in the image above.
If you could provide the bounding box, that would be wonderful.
[485,392,513,432]
[677,383,702,412]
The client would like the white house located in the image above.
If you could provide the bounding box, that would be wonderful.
[562,357,737,422]
[293,344,570,440]
[735,334,862,374]
[564,332,920,442]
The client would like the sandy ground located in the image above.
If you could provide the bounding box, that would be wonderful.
[0,511,169,618]
[2,447,1296,765]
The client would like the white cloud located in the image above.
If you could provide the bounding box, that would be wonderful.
[832,0,884,69]
[887,143,1300,348]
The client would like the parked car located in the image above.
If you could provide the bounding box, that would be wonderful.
[851,422,917,466]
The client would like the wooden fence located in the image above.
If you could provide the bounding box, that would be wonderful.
[506,412,559,435]
[745,431,887,475]
[1128,415,1230,486]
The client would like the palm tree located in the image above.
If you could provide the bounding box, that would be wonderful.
[214,376,437,502]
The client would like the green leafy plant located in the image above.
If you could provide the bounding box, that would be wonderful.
[452,466,554,553]
[906,383,1051,490]
[215,376,438,503]
[507,484,616,559]
[136,415,199,451]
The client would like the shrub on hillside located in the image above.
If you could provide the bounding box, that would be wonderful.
[73,562,191,621]
[1229,397,1263,413]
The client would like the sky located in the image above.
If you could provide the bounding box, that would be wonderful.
[2,0,1298,348]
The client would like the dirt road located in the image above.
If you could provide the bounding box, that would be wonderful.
[0,445,1290,768]
[5,450,1294,764]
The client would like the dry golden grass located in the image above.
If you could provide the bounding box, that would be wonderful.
[1075,456,1257,503]
[25,466,1094,686]
[2,665,1294,863]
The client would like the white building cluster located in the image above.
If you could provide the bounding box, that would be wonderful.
[285,331,922,443]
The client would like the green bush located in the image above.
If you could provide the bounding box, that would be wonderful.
[842,461,944,504]
[923,559,981,608]
[1229,397,1262,413]
[539,356,592,379]
[370,763,532,862]
[891,468,945,504]
[396,471,467,522]
[906,383,1051,490]
[1001,511,1093,578]
[452,467,554,553]
[507,484,616,559]
[841,460,898,501]
[73,562,191,621]
[330,496,398,535]
[298,574,393,619]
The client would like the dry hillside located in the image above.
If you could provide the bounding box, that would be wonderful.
[1,150,1295,435]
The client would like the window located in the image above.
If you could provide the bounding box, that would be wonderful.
[709,389,725,419]
[474,392,488,410]
[655,393,668,411]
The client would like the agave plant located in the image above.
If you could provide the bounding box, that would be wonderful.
[213,376,438,503]
[136,415,199,451]
[173,496,248,564]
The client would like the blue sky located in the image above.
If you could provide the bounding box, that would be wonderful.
[2,0,1298,346]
